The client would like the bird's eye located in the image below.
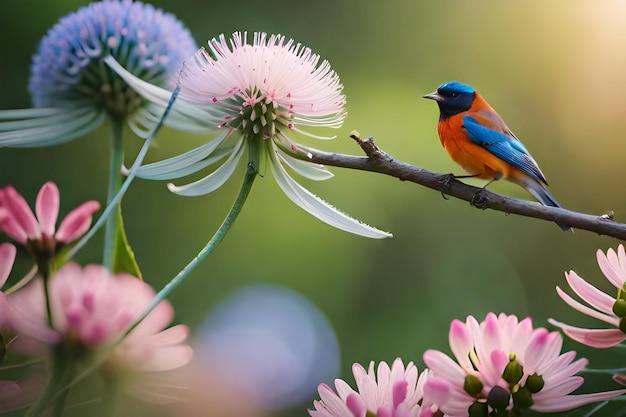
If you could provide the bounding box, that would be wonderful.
[450,92,458,98]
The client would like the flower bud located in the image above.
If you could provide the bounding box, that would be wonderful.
[487,385,510,410]
[613,299,626,317]
[526,373,544,394]
[502,359,523,384]
[464,375,484,397]
[468,401,489,417]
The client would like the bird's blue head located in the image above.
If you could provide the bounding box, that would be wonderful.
[423,81,476,120]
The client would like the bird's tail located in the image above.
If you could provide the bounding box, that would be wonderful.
[512,177,573,232]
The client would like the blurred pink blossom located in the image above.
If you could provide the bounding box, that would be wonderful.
[8,263,192,374]
[423,313,626,416]
[550,244,626,348]
[0,243,16,327]
[0,182,99,255]
[309,358,438,417]
[0,374,45,413]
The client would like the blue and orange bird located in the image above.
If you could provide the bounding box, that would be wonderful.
[423,81,571,231]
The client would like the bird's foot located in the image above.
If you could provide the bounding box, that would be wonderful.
[439,173,456,192]
[470,189,488,210]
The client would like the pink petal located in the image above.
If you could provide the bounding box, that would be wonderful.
[422,350,465,381]
[597,247,626,289]
[35,182,59,237]
[55,200,100,243]
[449,320,473,370]
[555,286,617,327]
[392,380,408,409]
[346,392,366,417]
[317,383,352,417]
[532,389,626,413]
[0,187,39,242]
[0,243,16,288]
[124,344,194,372]
[565,271,616,316]
[548,319,626,348]
[422,377,451,410]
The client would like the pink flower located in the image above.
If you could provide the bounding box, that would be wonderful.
[0,243,16,327]
[0,374,45,413]
[8,263,192,373]
[423,313,626,416]
[309,358,437,417]
[550,244,626,348]
[0,182,100,255]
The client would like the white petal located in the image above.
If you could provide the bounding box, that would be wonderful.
[104,55,222,133]
[0,107,104,147]
[134,132,233,180]
[276,147,333,181]
[269,145,391,239]
[167,137,245,196]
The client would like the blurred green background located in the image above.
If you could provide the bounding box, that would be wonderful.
[2,0,626,416]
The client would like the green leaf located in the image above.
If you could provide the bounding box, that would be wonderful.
[111,205,142,279]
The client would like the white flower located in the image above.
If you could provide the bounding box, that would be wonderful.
[109,32,391,239]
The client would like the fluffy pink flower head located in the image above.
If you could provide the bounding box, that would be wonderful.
[550,244,626,348]
[0,182,99,258]
[8,263,192,373]
[309,358,437,417]
[112,31,390,239]
[423,313,626,416]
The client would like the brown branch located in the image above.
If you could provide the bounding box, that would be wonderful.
[289,132,626,241]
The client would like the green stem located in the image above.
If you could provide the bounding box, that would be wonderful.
[56,133,259,396]
[127,136,260,333]
[37,259,53,329]
[97,374,119,417]
[67,86,180,261]
[25,344,72,417]
[103,117,125,270]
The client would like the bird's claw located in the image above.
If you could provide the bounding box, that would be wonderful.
[439,173,456,192]
[470,189,488,210]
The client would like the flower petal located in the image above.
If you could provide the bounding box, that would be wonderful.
[269,146,391,239]
[0,186,40,242]
[532,390,626,413]
[555,285,617,326]
[104,55,220,133]
[277,147,334,181]
[0,243,16,288]
[167,137,245,196]
[564,271,617,317]
[35,182,60,237]
[548,318,626,348]
[0,107,104,147]
[134,133,233,180]
[55,200,100,244]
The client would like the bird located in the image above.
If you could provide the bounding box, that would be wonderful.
[423,81,571,231]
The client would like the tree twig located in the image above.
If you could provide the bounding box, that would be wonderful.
[287,132,626,241]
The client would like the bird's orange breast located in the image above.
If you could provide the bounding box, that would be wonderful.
[437,116,519,180]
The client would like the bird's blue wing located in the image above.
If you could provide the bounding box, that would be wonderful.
[462,115,547,184]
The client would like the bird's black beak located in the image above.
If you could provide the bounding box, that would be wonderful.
[423,91,442,101]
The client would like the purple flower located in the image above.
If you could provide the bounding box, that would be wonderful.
[0,0,197,146]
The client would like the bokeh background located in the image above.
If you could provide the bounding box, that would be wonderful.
[2,1,626,416]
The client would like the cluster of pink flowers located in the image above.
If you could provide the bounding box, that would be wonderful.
[0,182,192,410]
[310,312,626,417]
